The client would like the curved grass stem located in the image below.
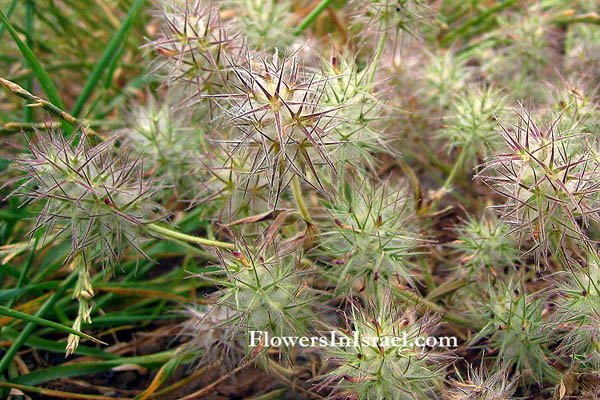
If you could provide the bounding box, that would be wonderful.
[146,223,235,250]
[428,143,470,213]
[394,285,475,328]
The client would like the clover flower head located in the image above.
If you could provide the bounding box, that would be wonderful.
[320,53,389,169]
[208,51,342,203]
[451,212,520,277]
[193,141,271,220]
[208,247,314,354]
[479,106,600,260]
[546,75,600,133]
[445,362,517,400]
[471,278,558,383]
[127,90,202,197]
[321,176,421,293]
[349,0,435,42]
[439,85,506,168]
[316,295,449,400]
[225,0,295,52]
[484,7,553,99]
[149,0,231,88]
[423,50,471,108]
[565,22,600,72]
[552,250,600,371]
[181,304,244,369]
[8,128,163,267]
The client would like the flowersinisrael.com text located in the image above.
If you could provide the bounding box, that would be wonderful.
[249,331,457,350]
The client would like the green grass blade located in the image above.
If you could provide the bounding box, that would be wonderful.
[0,0,17,40]
[0,270,78,376]
[0,8,64,110]
[293,0,333,36]
[0,327,118,360]
[6,230,40,308]
[70,0,146,118]
[24,0,35,123]
[0,305,106,345]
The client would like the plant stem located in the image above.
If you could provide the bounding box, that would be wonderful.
[291,175,311,223]
[553,12,600,25]
[0,78,101,138]
[293,0,333,36]
[394,286,475,327]
[428,143,470,213]
[0,120,116,136]
[440,0,519,46]
[146,223,235,250]
[420,254,436,291]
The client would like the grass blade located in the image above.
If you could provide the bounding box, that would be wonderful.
[11,350,179,386]
[0,305,106,345]
[0,0,17,40]
[24,0,35,123]
[0,270,76,376]
[293,0,333,36]
[0,8,64,110]
[0,327,118,359]
[70,0,146,118]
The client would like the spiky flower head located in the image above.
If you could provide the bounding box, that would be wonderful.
[127,90,203,198]
[208,247,314,354]
[471,278,559,384]
[546,75,600,133]
[479,107,600,261]
[565,22,600,73]
[224,0,296,52]
[208,51,342,204]
[149,0,231,89]
[7,129,162,267]
[451,212,520,278]
[320,176,421,294]
[180,304,244,369]
[423,50,471,109]
[444,362,517,400]
[438,85,506,170]
[482,6,553,100]
[320,53,389,170]
[349,0,435,43]
[552,250,600,372]
[194,144,271,220]
[316,294,449,399]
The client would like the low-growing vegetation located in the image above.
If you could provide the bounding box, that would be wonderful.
[1,0,600,398]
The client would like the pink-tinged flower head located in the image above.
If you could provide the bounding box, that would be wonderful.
[7,128,164,267]
[206,52,343,205]
[148,0,232,89]
[479,105,600,261]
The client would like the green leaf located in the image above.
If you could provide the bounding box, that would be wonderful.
[0,8,64,110]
